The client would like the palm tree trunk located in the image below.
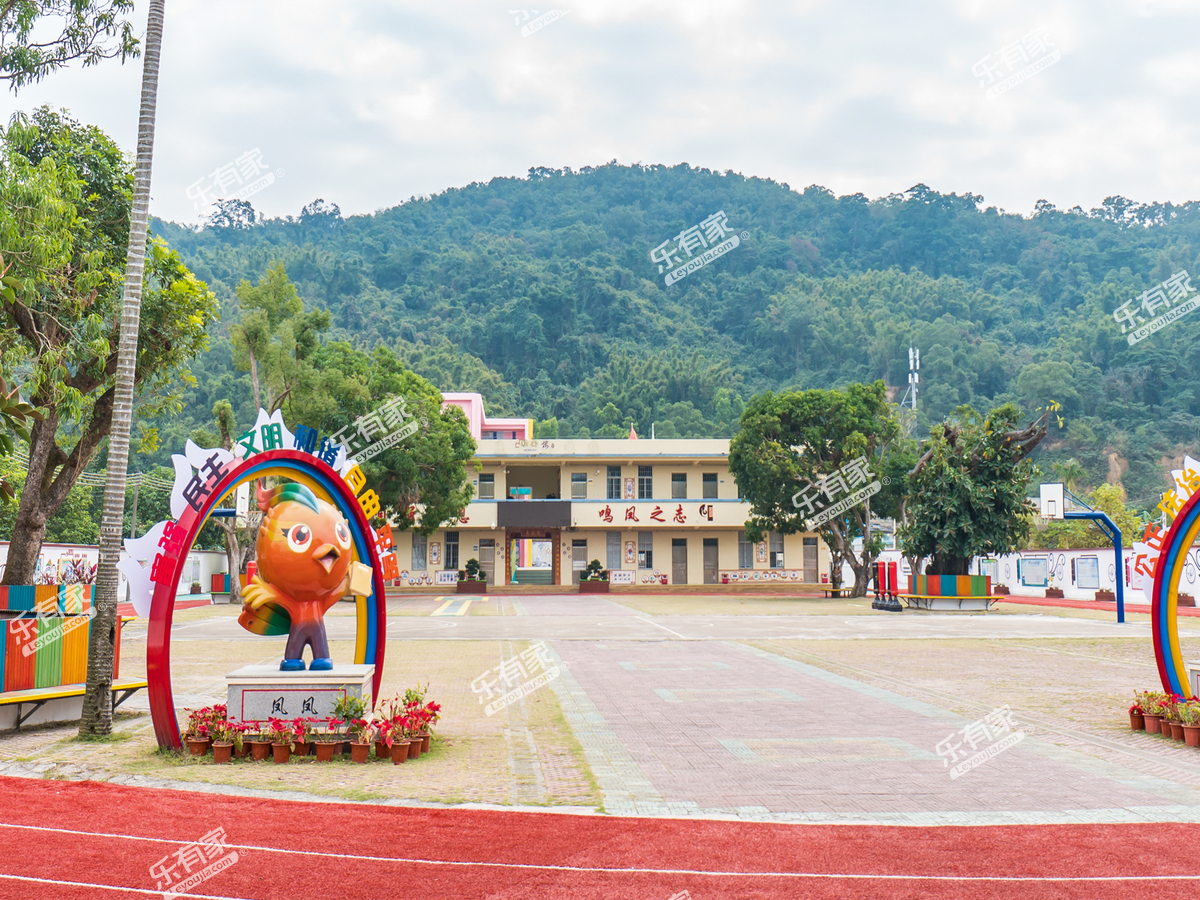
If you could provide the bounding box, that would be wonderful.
[80,0,166,736]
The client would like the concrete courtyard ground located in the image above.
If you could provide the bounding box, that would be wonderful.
[2,590,1199,827]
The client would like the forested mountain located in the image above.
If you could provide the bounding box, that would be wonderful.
[149,162,1200,513]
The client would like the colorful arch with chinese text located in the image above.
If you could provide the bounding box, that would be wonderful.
[147,449,386,749]
[1151,486,1200,697]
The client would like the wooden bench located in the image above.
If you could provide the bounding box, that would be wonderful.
[822,588,849,598]
[0,678,148,730]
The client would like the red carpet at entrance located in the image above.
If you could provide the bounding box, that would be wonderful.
[0,777,1196,899]
[998,593,1200,617]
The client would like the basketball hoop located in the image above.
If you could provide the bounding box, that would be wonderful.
[1034,514,1049,533]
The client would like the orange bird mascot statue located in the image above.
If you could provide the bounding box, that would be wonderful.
[238,482,361,671]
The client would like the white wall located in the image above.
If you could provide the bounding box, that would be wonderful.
[0,542,228,596]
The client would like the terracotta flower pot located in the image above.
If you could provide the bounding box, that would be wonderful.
[420,732,431,754]
[234,741,251,758]
[271,742,291,764]
[211,742,233,764]
[1130,711,1146,731]
[375,740,388,759]
[1184,725,1200,748]
[1172,722,1186,742]
[293,741,310,757]
[407,738,422,759]
[315,741,337,762]
[1145,714,1163,735]
[351,743,370,763]
[250,740,272,761]
[187,739,210,757]
[391,741,409,764]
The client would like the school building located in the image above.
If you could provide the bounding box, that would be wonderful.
[390,393,835,588]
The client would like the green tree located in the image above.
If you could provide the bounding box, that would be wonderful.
[0,106,216,587]
[0,369,42,502]
[229,261,332,415]
[728,382,899,597]
[899,403,1053,575]
[1,1,139,90]
[84,0,166,736]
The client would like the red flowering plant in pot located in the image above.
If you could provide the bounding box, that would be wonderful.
[348,719,374,763]
[386,714,414,765]
[1129,693,1147,731]
[315,717,345,762]
[1141,691,1168,735]
[1161,694,1187,742]
[290,717,318,756]
[183,706,219,756]
[210,719,245,764]
[1179,699,1200,748]
[266,717,294,764]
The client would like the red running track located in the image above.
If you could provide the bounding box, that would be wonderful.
[0,777,1196,899]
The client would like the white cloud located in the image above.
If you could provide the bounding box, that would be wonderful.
[0,0,1197,225]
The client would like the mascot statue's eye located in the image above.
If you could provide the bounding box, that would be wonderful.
[335,520,352,550]
[287,524,312,553]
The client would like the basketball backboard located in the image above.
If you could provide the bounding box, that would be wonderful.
[1039,482,1065,519]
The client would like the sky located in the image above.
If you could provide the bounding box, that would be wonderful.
[3,0,1199,226]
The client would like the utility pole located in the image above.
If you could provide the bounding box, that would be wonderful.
[907,346,919,411]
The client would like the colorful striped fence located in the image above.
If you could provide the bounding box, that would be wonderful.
[906,575,993,597]
[0,585,123,694]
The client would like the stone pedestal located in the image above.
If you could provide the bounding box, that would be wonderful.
[225,664,374,725]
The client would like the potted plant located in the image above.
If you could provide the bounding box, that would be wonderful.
[1130,694,1146,731]
[994,583,1010,595]
[183,707,214,756]
[333,695,366,753]
[387,716,412,764]
[350,719,373,763]
[1179,699,1200,747]
[1142,691,1167,735]
[418,700,441,753]
[190,580,203,595]
[248,729,273,761]
[291,717,317,756]
[266,717,294,764]
[457,558,488,594]
[314,717,344,761]
[1181,593,1196,608]
[579,559,610,594]
[210,719,243,764]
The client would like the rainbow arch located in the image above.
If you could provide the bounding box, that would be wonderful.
[1151,486,1200,697]
[147,449,387,750]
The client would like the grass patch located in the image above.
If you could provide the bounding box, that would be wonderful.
[68,730,132,744]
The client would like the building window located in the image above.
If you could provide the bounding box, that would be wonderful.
[571,472,587,499]
[769,532,784,568]
[412,533,427,571]
[638,532,653,569]
[702,472,718,499]
[738,531,753,569]
[671,473,687,499]
[607,465,622,500]
[478,473,494,500]
[607,531,621,570]
[638,465,653,499]
[445,531,459,570]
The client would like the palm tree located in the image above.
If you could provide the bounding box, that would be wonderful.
[80,0,166,735]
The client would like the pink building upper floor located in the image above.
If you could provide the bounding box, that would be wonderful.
[441,392,533,441]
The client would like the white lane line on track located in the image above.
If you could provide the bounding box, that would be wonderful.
[1,821,1199,882]
[636,616,688,638]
